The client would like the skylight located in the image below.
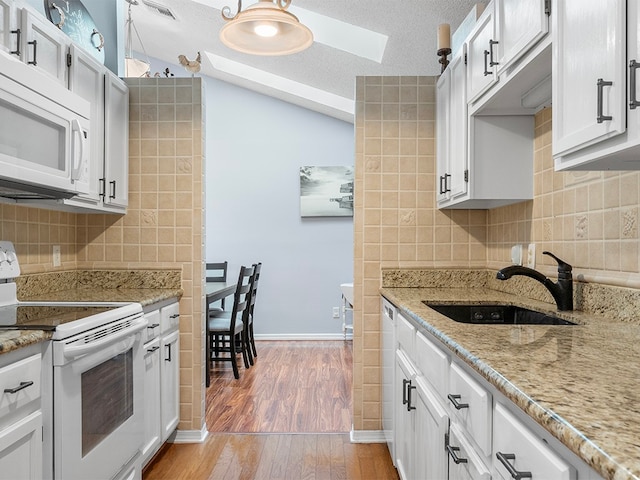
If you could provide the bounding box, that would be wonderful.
[204,52,354,116]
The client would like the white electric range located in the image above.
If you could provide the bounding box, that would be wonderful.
[0,241,146,480]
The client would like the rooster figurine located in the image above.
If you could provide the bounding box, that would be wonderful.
[178,51,201,75]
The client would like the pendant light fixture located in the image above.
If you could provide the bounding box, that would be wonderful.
[124,0,150,77]
[220,0,313,56]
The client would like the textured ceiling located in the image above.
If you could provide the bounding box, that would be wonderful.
[130,0,483,122]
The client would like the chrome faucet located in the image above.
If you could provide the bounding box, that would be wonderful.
[496,251,573,311]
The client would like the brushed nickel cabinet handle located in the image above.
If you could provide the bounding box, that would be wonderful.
[597,78,613,123]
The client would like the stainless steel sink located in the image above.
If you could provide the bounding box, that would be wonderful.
[423,303,577,325]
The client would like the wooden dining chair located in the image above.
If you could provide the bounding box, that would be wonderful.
[246,262,261,364]
[207,265,254,379]
[206,261,228,311]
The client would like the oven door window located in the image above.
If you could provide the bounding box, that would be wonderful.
[81,348,134,456]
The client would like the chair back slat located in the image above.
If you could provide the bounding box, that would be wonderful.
[206,261,228,283]
[228,265,255,330]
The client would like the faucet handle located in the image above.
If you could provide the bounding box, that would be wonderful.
[542,251,572,277]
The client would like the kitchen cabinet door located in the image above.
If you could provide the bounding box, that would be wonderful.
[67,44,104,203]
[496,0,549,74]
[414,377,449,480]
[395,350,416,480]
[0,0,17,55]
[104,72,129,210]
[447,424,491,480]
[0,411,43,480]
[447,50,468,202]
[552,0,626,157]
[381,298,397,461]
[20,8,69,86]
[436,67,450,204]
[437,50,468,207]
[466,2,497,104]
[160,329,179,442]
[142,337,161,466]
[553,0,640,170]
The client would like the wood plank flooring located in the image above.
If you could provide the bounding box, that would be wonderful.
[207,341,353,433]
[143,341,398,480]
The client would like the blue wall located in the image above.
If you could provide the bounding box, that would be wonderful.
[146,55,356,337]
[204,78,355,337]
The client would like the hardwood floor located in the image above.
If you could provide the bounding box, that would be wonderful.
[143,341,398,480]
[207,341,353,433]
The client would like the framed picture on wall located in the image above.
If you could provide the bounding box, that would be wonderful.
[300,166,354,217]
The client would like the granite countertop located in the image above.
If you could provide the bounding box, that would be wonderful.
[381,286,640,480]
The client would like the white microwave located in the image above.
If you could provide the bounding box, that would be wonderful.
[0,53,90,200]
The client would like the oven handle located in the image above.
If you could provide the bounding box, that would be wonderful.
[62,316,147,360]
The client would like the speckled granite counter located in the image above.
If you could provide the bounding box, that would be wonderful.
[380,286,640,480]
[0,269,183,356]
[0,330,52,355]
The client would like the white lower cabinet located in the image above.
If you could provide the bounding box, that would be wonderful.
[448,362,492,458]
[415,376,449,480]
[0,411,42,480]
[0,345,44,480]
[382,296,604,480]
[141,335,161,466]
[141,301,180,468]
[395,349,417,480]
[493,403,575,480]
[448,423,491,480]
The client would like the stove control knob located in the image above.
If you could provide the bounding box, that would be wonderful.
[5,251,16,264]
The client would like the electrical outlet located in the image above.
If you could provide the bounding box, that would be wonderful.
[527,243,536,268]
[53,245,61,267]
[511,244,523,265]
[332,307,340,318]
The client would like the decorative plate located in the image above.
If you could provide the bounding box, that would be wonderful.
[44,0,105,64]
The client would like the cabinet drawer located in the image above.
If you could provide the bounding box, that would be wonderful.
[447,424,491,480]
[415,331,449,401]
[493,403,575,480]
[448,362,492,456]
[0,354,41,421]
[396,313,416,360]
[160,302,180,333]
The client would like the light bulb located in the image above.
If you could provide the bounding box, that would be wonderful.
[254,21,278,37]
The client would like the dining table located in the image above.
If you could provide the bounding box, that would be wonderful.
[205,281,237,387]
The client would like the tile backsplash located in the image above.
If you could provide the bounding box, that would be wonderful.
[0,78,206,433]
[354,76,640,431]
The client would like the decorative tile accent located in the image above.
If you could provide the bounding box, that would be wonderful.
[575,215,588,239]
[622,208,637,238]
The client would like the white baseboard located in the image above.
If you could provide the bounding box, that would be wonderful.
[350,429,386,443]
[255,333,353,341]
[172,425,208,443]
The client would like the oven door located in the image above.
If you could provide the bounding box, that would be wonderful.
[52,316,146,480]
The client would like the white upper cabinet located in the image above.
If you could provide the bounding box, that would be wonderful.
[552,0,626,158]
[20,8,70,86]
[67,44,105,202]
[437,49,469,208]
[496,0,549,73]
[0,0,18,55]
[103,74,129,211]
[466,3,497,104]
[554,0,640,170]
